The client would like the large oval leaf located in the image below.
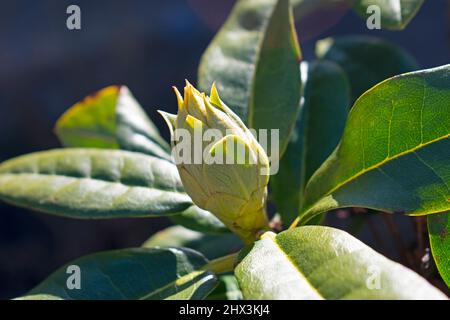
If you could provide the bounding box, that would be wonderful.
[21,247,217,300]
[353,0,424,30]
[143,225,242,260]
[271,60,350,225]
[428,211,450,287]
[55,86,171,161]
[316,36,418,101]
[198,0,302,155]
[0,149,192,218]
[298,65,450,223]
[235,226,447,299]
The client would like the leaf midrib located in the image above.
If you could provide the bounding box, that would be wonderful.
[138,270,204,300]
[0,172,186,194]
[268,234,324,299]
[305,133,450,213]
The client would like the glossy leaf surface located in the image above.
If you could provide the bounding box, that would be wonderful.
[235,226,447,299]
[299,65,450,223]
[0,149,191,218]
[198,0,302,155]
[26,248,217,300]
[55,86,171,160]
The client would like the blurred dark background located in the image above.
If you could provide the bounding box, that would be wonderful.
[0,0,449,299]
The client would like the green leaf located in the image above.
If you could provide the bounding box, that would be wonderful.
[271,60,350,225]
[206,275,243,300]
[353,0,424,30]
[23,247,217,300]
[142,225,242,260]
[0,148,228,232]
[235,226,447,299]
[428,211,450,287]
[169,205,229,235]
[0,148,192,218]
[55,86,171,161]
[316,36,418,101]
[291,1,422,30]
[198,0,302,155]
[298,64,450,223]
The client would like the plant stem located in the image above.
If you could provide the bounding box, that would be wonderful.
[289,216,300,229]
[202,252,239,274]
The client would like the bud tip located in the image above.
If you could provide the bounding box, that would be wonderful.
[210,82,222,107]
[158,110,177,135]
[172,86,184,111]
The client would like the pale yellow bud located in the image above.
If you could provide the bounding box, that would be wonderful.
[159,82,270,243]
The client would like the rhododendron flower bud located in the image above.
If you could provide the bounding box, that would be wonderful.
[159,81,270,243]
